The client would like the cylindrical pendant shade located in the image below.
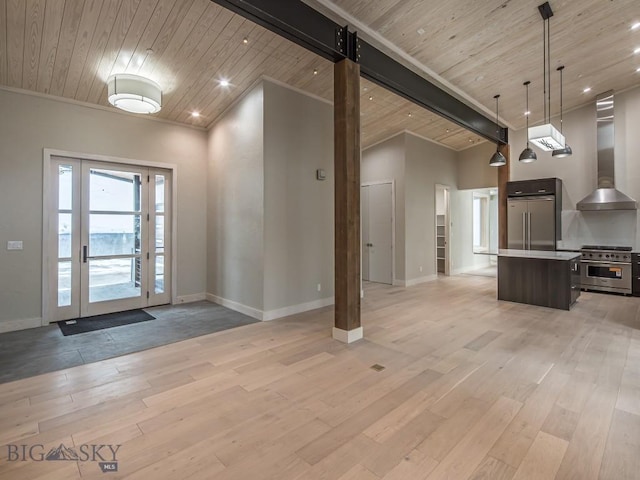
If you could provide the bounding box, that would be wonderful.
[107,74,162,114]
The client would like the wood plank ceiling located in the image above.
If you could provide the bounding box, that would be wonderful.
[5,0,636,150]
[0,0,488,151]
[314,0,640,131]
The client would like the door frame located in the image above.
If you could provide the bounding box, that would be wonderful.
[42,148,178,326]
[435,184,451,276]
[361,180,395,285]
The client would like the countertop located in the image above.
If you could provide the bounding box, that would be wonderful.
[498,249,581,261]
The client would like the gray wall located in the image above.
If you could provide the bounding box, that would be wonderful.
[0,88,208,328]
[362,132,491,284]
[263,81,334,311]
[361,134,406,281]
[207,80,335,318]
[457,142,498,190]
[207,84,265,311]
[404,133,458,280]
[510,85,640,249]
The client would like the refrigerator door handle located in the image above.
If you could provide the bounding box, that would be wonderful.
[527,212,532,249]
[522,212,526,249]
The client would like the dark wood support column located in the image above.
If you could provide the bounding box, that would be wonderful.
[498,143,510,249]
[333,58,362,344]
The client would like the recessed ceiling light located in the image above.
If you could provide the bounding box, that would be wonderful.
[446,129,450,133]
[368,96,373,101]
[243,37,248,44]
[363,87,368,91]
[583,87,591,93]
[636,67,640,73]
[313,68,318,75]
[408,112,412,117]
[632,22,640,30]
[634,47,640,54]
[220,79,230,87]
[525,110,531,116]
[417,27,426,35]
[191,111,200,118]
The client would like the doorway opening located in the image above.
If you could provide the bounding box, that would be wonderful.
[435,184,451,276]
[44,153,173,323]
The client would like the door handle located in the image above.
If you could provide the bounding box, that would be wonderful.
[527,212,531,249]
[82,245,88,263]
[522,212,526,249]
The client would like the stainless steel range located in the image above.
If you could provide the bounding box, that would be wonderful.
[580,245,632,294]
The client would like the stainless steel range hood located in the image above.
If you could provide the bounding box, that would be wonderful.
[576,91,637,211]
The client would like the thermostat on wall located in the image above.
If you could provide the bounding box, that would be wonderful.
[316,169,326,181]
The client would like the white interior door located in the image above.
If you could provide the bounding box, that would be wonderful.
[361,185,370,281]
[362,183,393,285]
[49,157,171,321]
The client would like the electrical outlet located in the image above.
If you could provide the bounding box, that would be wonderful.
[317,283,322,292]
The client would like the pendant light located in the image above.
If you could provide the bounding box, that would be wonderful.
[107,74,162,114]
[552,65,572,157]
[519,81,537,163]
[489,94,507,167]
[528,2,565,151]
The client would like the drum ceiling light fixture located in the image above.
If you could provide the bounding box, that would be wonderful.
[107,74,162,114]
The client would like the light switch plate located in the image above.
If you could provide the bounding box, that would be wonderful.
[7,241,23,250]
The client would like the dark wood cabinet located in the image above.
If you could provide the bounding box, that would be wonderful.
[632,253,640,297]
[506,178,561,197]
[498,253,580,310]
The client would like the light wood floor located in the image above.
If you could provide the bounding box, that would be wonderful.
[0,276,638,479]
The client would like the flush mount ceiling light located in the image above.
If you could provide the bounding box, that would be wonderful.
[528,2,565,151]
[107,74,161,114]
[489,94,507,167]
[552,65,572,158]
[519,81,537,163]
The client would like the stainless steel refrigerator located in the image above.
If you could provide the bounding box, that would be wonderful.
[507,196,555,250]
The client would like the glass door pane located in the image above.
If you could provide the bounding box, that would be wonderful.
[82,164,148,316]
[148,171,171,305]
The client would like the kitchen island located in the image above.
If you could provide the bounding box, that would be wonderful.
[497,249,581,310]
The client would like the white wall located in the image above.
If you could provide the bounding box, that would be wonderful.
[361,133,406,282]
[207,84,265,313]
[510,85,640,249]
[0,88,208,330]
[263,81,334,313]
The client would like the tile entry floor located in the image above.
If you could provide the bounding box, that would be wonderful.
[0,301,258,384]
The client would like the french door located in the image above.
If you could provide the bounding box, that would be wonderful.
[49,157,171,322]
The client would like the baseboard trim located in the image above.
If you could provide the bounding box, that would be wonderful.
[405,274,438,287]
[263,297,335,321]
[392,279,406,287]
[0,317,43,333]
[175,293,207,304]
[206,293,263,321]
[332,326,364,344]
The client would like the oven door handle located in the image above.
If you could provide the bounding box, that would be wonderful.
[581,260,631,265]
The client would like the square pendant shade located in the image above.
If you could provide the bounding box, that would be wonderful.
[528,123,565,151]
